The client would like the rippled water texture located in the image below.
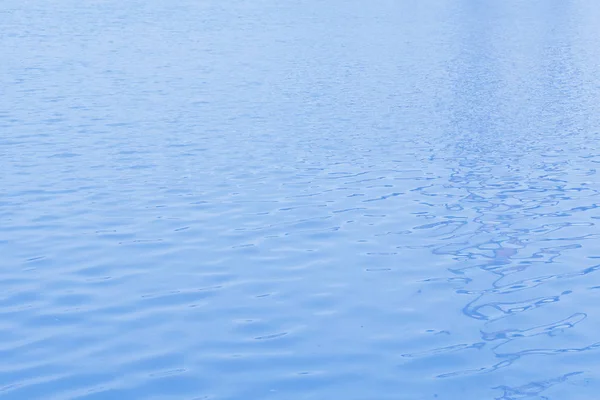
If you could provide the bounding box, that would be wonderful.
[3,1,600,399]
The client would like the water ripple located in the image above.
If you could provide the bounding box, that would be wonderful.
[3,0,600,399]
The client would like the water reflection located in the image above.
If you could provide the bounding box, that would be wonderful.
[493,371,583,400]
[405,1,600,397]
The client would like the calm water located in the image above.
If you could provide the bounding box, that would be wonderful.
[2,1,600,399]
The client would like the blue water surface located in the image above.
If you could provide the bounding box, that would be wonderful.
[2,1,600,399]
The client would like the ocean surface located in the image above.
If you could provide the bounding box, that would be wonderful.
[2,1,600,399]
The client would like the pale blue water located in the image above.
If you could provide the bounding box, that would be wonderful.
[2,1,600,399]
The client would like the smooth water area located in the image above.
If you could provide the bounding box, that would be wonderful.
[2,1,600,399]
